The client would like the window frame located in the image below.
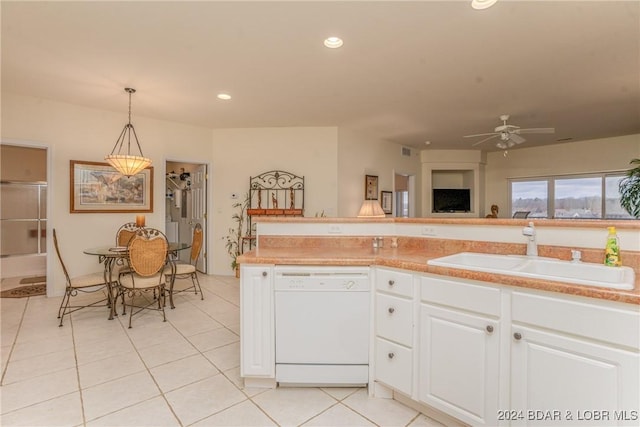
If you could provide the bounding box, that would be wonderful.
[508,171,631,220]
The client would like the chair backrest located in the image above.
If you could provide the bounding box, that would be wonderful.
[512,211,531,219]
[117,222,140,246]
[52,229,72,284]
[189,223,203,265]
[127,228,168,276]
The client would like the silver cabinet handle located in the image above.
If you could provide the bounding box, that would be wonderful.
[262,271,267,277]
[514,332,522,340]
[388,307,395,314]
[388,280,395,286]
[486,325,494,333]
[388,352,395,359]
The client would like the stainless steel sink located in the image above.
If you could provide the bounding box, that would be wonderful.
[427,252,635,290]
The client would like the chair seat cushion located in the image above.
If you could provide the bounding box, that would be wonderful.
[119,272,165,289]
[70,272,109,288]
[164,263,196,276]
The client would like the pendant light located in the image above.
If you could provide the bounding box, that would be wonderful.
[105,88,152,177]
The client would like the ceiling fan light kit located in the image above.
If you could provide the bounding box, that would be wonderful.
[464,114,555,151]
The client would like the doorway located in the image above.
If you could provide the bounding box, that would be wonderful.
[0,143,48,289]
[165,161,208,273]
[394,172,416,217]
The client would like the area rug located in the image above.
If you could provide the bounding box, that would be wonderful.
[19,276,46,284]
[1,284,46,298]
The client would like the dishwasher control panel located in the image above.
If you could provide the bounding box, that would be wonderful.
[274,266,370,291]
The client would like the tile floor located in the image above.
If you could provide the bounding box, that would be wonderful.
[0,274,444,427]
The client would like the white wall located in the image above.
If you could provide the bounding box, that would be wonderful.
[484,134,640,215]
[1,93,213,295]
[337,128,422,217]
[211,127,339,274]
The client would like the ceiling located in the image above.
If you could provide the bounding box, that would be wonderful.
[2,1,639,151]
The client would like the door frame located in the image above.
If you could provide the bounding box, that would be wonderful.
[164,158,210,274]
[1,139,52,296]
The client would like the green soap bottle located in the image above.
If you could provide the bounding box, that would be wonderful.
[604,226,621,267]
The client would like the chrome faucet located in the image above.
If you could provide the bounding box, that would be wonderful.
[522,222,538,256]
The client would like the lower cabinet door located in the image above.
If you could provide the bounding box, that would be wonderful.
[510,325,640,426]
[419,303,500,426]
[375,337,413,395]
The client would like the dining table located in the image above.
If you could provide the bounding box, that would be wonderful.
[84,242,191,319]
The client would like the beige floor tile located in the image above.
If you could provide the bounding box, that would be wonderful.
[252,387,337,426]
[75,333,136,366]
[3,347,76,384]
[303,403,377,426]
[222,367,270,398]
[343,389,419,427]
[0,391,83,427]
[150,353,219,392]
[78,350,146,389]
[321,387,363,401]
[187,326,239,352]
[136,335,198,368]
[86,396,180,427]
[165,306,223,337]
[408,413,447,426]
[82,371,160,422]
[203,341,240,371]
[192,399,277,426]
[164,374,246,426]
[9,334,74,362]
[0,367,79,413]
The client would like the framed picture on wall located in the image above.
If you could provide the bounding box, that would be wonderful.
[381,191,393,214]
[70,160,153,213]
[365,175,378,200]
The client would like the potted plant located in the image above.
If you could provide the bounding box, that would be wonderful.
[225,192,250,277]
[619,158,640,219]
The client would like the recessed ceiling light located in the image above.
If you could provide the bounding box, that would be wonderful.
[324,37,343,49]
[217,93,231,100]
[471,0,498,10]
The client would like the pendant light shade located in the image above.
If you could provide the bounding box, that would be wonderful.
[105,88,152,177]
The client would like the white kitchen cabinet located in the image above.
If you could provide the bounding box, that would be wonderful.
[419,275,501,426]
[510,291,640,427]
[374,267,415,396]
[240,264,275,382]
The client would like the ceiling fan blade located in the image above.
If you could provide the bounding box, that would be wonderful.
[509,133,526,144]
[464,132,498,138]
[471,134,499,146]
[514,127,555,134]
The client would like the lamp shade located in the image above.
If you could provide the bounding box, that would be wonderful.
[357,200,386,218]
[105,154,152,177]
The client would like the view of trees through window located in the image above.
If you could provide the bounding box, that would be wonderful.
[510,173,632,219]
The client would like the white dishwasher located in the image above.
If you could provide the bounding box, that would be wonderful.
[274,266,370,386]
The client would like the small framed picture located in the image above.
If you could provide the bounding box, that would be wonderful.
[381,191,393,214]
[365,175,378,200]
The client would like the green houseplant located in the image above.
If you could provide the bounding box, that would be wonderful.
[225,192,251,275]
[619,158,640,219]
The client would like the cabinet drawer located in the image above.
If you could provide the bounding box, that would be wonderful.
[512,291,640,349]
[376,293,413,347]
[375,337,412,396]
[376,268,413,297]
[420,275,501,317]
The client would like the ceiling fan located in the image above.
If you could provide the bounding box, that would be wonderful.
[464,115,555,149]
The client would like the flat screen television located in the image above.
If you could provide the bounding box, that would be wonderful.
[433,188,471,212]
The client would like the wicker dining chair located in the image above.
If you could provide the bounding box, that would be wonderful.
[117,228,169,328]
[116,222,140,246]
[164,223,204,308]
[53,229,112,327]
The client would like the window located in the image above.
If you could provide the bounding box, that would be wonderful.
[511,180,548,218]
[509,172,632,220]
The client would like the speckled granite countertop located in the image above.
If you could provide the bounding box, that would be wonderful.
[239,246,640,305]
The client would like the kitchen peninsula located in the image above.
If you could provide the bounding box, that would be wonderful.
[238,217,640,427]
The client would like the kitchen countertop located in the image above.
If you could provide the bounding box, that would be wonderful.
[239,246,640,305]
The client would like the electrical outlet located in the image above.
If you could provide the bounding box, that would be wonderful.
[422,226,436,236]
[328,225,343,234]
